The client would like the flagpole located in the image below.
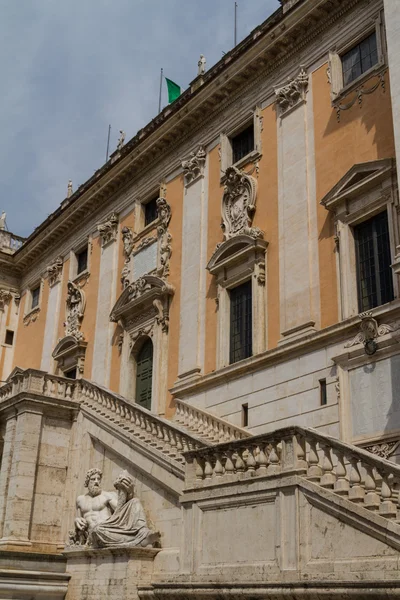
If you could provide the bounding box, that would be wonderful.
[234,2,238,46]
[158,68,163,114]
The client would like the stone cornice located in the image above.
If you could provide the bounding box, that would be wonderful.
[10,0,363,274]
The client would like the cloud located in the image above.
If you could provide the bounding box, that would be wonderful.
[0,0,279,237]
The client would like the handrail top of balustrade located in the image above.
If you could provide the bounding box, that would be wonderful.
[174,397,251,438]
[183,425,400,478]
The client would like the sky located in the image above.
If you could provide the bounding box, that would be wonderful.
[0,0,280,238]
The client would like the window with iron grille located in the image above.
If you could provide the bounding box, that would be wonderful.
[354,211,394,312]
[144,197,158,227]
[135,338,153,410]
[342,31,378,87]
[76,247,88,275]
[231,124,254,164]
[229,280,252,364]
[31,285,40,309]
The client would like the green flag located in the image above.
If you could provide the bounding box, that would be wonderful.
[165,77,181,103]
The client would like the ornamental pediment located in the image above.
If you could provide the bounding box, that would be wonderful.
[320,158,395,210]
[110,274,174,323]
[207,234,268,275]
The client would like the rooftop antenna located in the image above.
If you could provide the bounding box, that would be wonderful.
[234,2,238,47]
[106,124,111,162]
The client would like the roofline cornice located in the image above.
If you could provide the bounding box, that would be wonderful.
[12,0,363,272]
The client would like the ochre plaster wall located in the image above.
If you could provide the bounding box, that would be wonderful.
[12,282,49,370]
[313,64,396,328]
[165,174,184,418]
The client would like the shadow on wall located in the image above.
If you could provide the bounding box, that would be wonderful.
[384,355,400,463]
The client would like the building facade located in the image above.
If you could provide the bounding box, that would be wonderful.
[1,0,400,598]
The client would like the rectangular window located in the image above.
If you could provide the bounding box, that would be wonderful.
[231,124,254,164]
[354,211,394,312]
[242,403,249,427]
[144,197,158,227]
[31,286,40,309]
[319,379,327,406]
[229,280,252,364]
[4,330,14,346]
[64,368,77,379]
[342,31,378,86]
[76,247,88,275]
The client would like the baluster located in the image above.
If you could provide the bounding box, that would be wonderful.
[176,434,183,453]
[51,379,56,396]
[163,427,171,450]
[245,446,257,472]
[348,457,365,503]
[307,439,322,482]
[224,451,235,476]
[195,457,204,480]
[379,472,397,518]
[320,444,336,488]
[364,464,380,511]
[66,383,72,399]
[214,453,224,476]
[295,434,307,472]
[234,448,246,473]
[204,456,213,479]
[268,442,280,475]
[169,431,177,456]
[257,445,268,475]
[332,450,349,496]
[175,403,182,424]
[156,424,165,449]
[115,402,121,422]
[139,414,148,439]
[43,378,50,396]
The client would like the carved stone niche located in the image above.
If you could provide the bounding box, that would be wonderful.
[207,235,268,369]
[52,336,87,378]
[110,274,174,414]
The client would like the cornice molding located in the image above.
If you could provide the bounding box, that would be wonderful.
[10,0,364,274]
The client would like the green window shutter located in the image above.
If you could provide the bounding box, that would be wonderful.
[135,339,153,410]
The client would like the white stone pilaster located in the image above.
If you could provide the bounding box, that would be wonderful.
[40,281,62,373]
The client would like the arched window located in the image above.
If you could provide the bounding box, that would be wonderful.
[135,338,153,410]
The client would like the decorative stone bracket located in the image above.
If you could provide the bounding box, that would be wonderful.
[0,289,12,311]
[274,67,309,116]
[344,311,396,355]
[46,256,63,287]
[181,146,206,186]
[97,212,119,248]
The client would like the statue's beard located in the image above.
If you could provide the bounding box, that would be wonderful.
[88,485,101,497]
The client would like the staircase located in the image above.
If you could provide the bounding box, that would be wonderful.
[0,369,249,469]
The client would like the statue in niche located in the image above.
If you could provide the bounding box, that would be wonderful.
[69,468,160,548]
[65,281,85,340]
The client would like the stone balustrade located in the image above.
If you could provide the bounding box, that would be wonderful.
[185,425,400,520]
[78,380,207,463]
[173,398,251,443]
[0,369,208,466]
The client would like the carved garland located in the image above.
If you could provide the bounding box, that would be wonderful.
[221,166,262,241]
[334,69,387,122]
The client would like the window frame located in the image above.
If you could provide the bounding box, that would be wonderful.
[320,159,398,320]
[71,240,90,281]
[219,107,263,176]
[135,191,160,234]
[30,285,41,310]
[229,279,253,365]
[329,14,386,101]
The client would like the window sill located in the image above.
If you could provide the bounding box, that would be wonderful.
[220,150,262,182]
[332,61,386,106]
[23,305,41,326]
[73,270,90,285]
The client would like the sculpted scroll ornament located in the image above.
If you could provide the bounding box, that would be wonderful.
[365,441,400,460]
[157,197,172,278]
[345,311,395,354]
[274,68,309,116]
[97,212,119,247]
[0,290,12,311]
[181,146,206,186]
[69,468,159,549]
[65,281,86,340]
[46,256,63,287]
[221,166,261,241]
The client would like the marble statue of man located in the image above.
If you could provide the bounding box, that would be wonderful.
[198,54,206,76]
[72,468,159,548]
